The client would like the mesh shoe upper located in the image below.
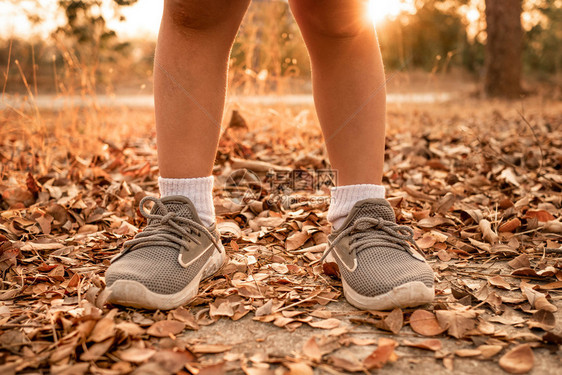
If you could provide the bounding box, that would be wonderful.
[105,196,219,295]
[325,199,434,297]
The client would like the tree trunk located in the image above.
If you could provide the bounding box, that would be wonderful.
[484,0,523,98]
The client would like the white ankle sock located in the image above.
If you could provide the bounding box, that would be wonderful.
[327,184,386,230]
[158,176,215,227]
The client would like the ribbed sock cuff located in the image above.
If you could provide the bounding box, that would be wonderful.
[158,176,215,226]
[327,184,386,230]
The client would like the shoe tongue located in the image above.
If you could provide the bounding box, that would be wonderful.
[150,196,197,221]
[348,199,396,225]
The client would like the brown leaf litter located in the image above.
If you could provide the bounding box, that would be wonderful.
[0,101,561,373]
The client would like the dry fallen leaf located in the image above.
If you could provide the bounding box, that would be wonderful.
[116,348,156,363]
[80,338,113,361]
[488,307,525,326]
[255,299,274,317]
[308,318,341,330]
[116,322,145,337]
[191,344,233,354]
[363,338,398,370]
[409,309,446,336]
[508,254,530,269]
[378,308,403,334]
[416,235,436,249]
[499,344,535,374]
[418,216,455,229]
[488,275,511,290]
[146,320,185,337]
[285,362,314,375]
[171,307,200,330]
[543,220,562,233]
[88,309,117,342]
[479,219,499,243]
[477,345,503,359]
[302,337,322,362]
[436,249,452,261]
[50,363,90,375]
[435,310,477,339]
[285,230,310,251]
[216,220,242,238]
[329,355,364,372]
[523,287,557,312]
[527,309,556,331]
[322,262,340,278]
[524,210,555,222]
[403,339,442,351]
[150,349,197,373]
[499,218,521,232]
[442,357,454,371]
[454,348,481,357]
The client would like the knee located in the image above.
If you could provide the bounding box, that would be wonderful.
[164,0,249,33]
[289,0,370,39]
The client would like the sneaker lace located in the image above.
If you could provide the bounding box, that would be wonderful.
[120,196,220,254]
[320,217,423,263]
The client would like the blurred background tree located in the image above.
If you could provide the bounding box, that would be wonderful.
[53,0,138,93]
[525,0,562,76]
[484,0,523,98]
[1,0,560,98]
[1,0,141,95]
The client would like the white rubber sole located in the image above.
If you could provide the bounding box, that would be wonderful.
[324,253,434,310]
[343,279,434,310]
[106,243,227,310]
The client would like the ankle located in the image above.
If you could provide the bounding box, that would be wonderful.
[158,176,215,226]
[327,184,386,230]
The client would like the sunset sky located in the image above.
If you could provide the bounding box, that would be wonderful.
[0,0,501,41]
[0,0,432,39]
[0,0,164,39]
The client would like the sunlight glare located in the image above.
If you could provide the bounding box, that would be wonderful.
[466,9,480,23]
[367,0,411,24]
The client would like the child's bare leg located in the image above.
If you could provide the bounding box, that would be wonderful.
[105,0,251,310]
[155,0,251,178]
[290,0,434,311]
[289,0,385,186]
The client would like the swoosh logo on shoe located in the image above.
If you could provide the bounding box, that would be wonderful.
[328,240,358,272]
[333,251,358,272]
[178,243,214,268]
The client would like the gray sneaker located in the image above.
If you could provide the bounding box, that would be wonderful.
[322,199,434,310]
[105,196,226,310]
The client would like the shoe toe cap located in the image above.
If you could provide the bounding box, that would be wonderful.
[104,248,196,295]
[342,250,434,297]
